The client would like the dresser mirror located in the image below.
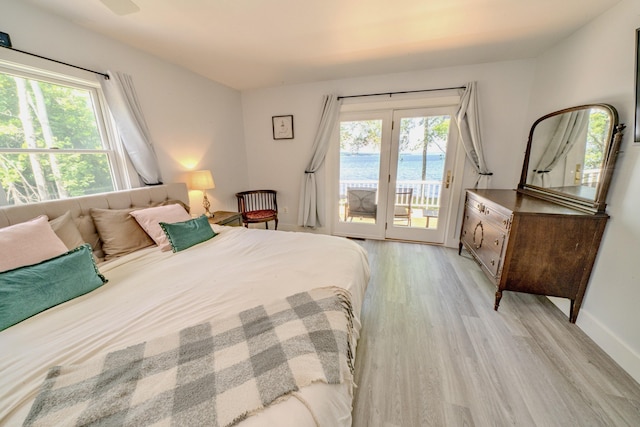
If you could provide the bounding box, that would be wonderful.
[518,104,625,213]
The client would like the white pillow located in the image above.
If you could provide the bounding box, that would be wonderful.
[130,204,192,251]
[0,215,69,272]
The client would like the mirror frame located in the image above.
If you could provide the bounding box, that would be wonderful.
[517,104,625,213]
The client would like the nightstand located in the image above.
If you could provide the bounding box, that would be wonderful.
[208,211,242,226]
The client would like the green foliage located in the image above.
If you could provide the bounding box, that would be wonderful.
[0,72,114,204]
[339,115,452,182]
[585,110,608,170]
[340,120,382,154]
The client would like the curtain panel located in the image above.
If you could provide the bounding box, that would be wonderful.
[298,95,342,228]
[455,82,492,188]
[100,71,163,185]
[532,110,589,187]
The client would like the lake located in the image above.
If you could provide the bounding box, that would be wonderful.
[340,153,444,182]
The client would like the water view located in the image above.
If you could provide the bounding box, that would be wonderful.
[340,153,445,182]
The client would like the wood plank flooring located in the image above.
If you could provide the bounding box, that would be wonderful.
[351,240,640,427]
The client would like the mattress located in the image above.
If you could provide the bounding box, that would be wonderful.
[0,225,370,426]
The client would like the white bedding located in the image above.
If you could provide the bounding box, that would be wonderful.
[0,225,370,426]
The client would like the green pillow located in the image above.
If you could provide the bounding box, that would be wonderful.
[0,244,107,331]
[160,215,217,253]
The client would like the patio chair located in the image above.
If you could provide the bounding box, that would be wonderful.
[394,188,413,226]
[235,189,278,229]
[344,187,377,221]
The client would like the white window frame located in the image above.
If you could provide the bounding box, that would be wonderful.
[0,58,131,205]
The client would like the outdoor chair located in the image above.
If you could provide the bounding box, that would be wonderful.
[394,188,413,226]
[344,187,377,221]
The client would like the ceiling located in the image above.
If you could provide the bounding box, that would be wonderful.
[25,0,620,91]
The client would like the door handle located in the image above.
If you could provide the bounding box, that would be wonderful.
[445,170,452,189]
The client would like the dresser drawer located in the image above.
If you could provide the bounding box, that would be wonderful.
[466,194,511,231]
[461,209,506,278]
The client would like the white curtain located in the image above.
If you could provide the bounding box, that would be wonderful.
[455,82,492,188]
[298,95,342,228]
[100,71,163,185]
[532,110,589,187]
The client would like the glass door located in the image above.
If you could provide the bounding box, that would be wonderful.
[333,111,392,240]
[384,107,458,243]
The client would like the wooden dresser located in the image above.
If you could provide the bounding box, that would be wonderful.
[459,189,608,322]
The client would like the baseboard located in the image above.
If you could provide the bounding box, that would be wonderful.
[548,297,640,384]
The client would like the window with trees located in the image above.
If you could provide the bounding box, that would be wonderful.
[0,64,125,205]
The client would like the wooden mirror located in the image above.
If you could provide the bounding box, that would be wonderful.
[518,104,625,213]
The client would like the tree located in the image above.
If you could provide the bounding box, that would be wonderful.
[0,71,115,205]
[15,77,49,201]
[584,110,608,170]
[340,120,381,154]
[30,80,68,198]
[399,115,450,181]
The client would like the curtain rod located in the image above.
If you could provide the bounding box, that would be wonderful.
[337,86,466,100]
[0,46,109,80]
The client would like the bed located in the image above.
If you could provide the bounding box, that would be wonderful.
[0,183,370,426]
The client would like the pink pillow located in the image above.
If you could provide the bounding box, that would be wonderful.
[130,204,191,251]
[0,215,69,272]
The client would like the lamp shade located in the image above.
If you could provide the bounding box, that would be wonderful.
[189,170,215,190]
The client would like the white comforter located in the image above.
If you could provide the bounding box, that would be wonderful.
[0,226,370,426]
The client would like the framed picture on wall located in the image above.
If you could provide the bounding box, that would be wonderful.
[272,115,294,140]
[635,28,640,143]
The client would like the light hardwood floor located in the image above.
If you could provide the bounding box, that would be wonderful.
[351,240,640,427]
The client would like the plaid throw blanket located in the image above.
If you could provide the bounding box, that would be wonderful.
[24,287,355,427]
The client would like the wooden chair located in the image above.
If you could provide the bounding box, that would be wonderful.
[394,188,413,226]
[235,190,278,229]
[344,187,377,221]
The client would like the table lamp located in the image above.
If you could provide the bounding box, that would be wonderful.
[189,170,215,218]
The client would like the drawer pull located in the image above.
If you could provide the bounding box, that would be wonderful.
[490,259,496,266]
[473,222,484,249]
[494,239,500,246]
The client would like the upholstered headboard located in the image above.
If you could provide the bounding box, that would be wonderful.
[0,183,189,259]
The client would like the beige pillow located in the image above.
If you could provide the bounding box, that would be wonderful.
[49,211,85,250]
[91,208,155,260]
[130,204,191,251]
[0,215,68,272]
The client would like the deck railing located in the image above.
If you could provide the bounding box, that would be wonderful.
[340,179,442,209]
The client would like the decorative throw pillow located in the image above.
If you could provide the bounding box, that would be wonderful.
[49,211,85,250]
[130,204,192,251]
[152,199,191,214]
[0,215,68,273]
[90,208,155,260]
[0,244,107,331]
[160,215,217,252]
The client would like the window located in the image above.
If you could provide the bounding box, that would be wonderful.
[0,63,126,205]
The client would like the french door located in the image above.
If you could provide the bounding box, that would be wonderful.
[333,107,459,244]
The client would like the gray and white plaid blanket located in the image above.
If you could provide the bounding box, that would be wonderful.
[24,286,355,427]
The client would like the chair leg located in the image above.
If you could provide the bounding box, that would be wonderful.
[265,222,269,229]
[275,218,279,230]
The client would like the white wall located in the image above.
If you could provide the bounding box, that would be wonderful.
[241,60,536,232]
[1,0,248,214]
[527,0,640,382]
